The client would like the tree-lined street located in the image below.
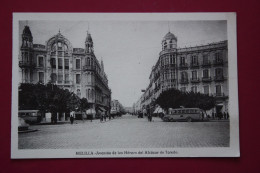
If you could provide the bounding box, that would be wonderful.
[19,114,229,149]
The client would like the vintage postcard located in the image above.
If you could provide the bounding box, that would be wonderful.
[11,13,239,158]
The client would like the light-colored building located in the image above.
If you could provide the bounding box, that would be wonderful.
[134,31,228,115]
[19,25,111,119]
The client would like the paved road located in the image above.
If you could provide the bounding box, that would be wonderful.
[19,114,229,149]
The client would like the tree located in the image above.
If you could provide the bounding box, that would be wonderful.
[19,83,85,122]
[155,88,216,112]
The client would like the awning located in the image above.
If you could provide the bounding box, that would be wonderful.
[86,108,96,115]
[153,107,164,114]
[97,107,106,112]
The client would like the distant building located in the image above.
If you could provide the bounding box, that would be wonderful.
[111,100,124,115]
[134,31,228,115]
[19,25,111,119]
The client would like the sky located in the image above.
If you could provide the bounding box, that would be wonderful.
[19,20,227,107]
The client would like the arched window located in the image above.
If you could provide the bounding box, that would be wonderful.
[87,57,90,66]
[91,58,93,66]
[163,42,167,50]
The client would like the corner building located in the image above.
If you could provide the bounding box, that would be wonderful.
[19,25,111,118]
[136,32,228,115]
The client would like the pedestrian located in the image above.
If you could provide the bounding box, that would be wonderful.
[104,114,106,122]
[70,111,75,124]
[100,114,103,122]
[202,112,205,120]
[227,112,229,120]
[224,112,227,119]
[212,112,214,119]
[90,114,93,122]
[143,108,147,118]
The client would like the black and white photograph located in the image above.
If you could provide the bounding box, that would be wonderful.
[11,13,239,158]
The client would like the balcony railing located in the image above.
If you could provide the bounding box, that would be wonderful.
[214,75,225,81]
[213,60,224,66]
[19,61,36,68]
[202,62,211,67]
[179,63,188,69]
[190,63,200,69]
[83,65,96,71]
[190,78,200,83]
[202,77,212,82]
[179,79,189,84]
[214,93,227,98]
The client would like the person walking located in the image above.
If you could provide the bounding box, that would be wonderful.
[224,112,227,119]
[70,111,75,124]
[143,108,147,118]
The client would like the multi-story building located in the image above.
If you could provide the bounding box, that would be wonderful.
[111,100,125,115]
[19,25,111,118]
[134,31,228,115]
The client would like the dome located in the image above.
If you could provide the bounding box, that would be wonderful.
[23,26,32,37]
[163,32,177,41]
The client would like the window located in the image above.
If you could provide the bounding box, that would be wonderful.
[181,57,185,65]
[163,42,167,49]
[65,59,69,69]
[216,85,222,95]
[87,57,90,66]
[58,58,63,69]
[215,68,223,77]
[76,74,81,84]
[38,72,44,83]
[204,85,209,95]
[181,72,188,80]
[58,74,63,83]
[65,74,69,83]
[203,69,209,78]
[192,71,197,80]
[76,59,80,69]
[38,56,43,67]
[203,55,209,64]
[191,56,198,65]
[51,73,57,83]
[215,52,222,62]
[51,58,56,68]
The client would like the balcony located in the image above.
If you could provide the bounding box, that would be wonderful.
[202,77,212,82]
[190,63,200,69]
[179,79,189,84]
[214,93,228,98]
[179,63,188,70]
[213,60,224,66]
[214,75,225,82]
[201,62,211,67]
[19,61,36,68]
[83,65,96,71]
[190,78,200,83]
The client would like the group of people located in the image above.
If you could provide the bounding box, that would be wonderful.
[143,108,153,122]
[100,114,113,122]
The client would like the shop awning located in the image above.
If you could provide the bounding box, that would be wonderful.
[97,107,106,112]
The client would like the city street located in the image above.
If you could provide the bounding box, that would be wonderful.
[19,114,229,149]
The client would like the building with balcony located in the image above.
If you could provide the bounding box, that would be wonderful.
[19,25,111,118]
[134,31,228,116]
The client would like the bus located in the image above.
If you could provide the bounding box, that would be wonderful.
[18,110,42,124]
[161,108,203,122]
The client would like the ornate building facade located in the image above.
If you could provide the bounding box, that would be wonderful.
[19,25,111,118]
[134,32,228,115]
